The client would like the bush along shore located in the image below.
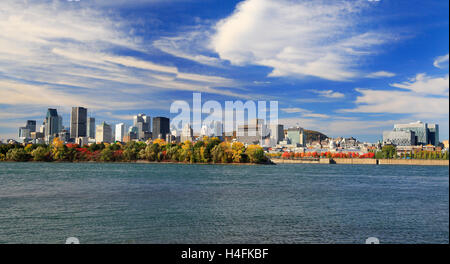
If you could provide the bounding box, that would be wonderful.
[0,137,271,164]
[267,145,449,161]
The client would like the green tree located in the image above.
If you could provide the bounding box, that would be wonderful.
[381,145,396,159]
[246,145,267,163]
[31,146,50,161]
[100,148,114,162]
[6,148,31,162]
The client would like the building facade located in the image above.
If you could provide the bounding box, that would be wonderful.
[152,117,170,140]
[270,124,284,144]
[96,122,113,143]
[427,124,439,146]
[44,108,60,143]
[70,107,88,139]
[394,121,428,145]
[286,127,306,147]
[115,123,126,142]
[181,123,193,142]
[236,119,269,146]
[383,130,416,146]
[133,114,151,140]
[87,117,96,139]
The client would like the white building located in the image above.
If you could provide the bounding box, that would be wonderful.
[200,124,211,137]
[96,122,113,143]
[212,120,223,138]
[115,123,127,142]
[181,123,193,142]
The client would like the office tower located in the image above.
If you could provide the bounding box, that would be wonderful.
[59,129,70,143]
[26,120,36,133]
[115,123,126,142]
[200,125,211,137]
[58,115,63,131]
[96,122,112,143]
[236,119,270,146]
[270,124,284,144]
[18,127,31,141]
[44,108,60,142]
[181,123,193,142]
[87,117,96,139]
[152,117,170,140]
[286,127,306,147]
[133,114,151,140]
[212,121,223,138]
[70,107,88,139]
[39,123,45,133]
[427,124,439,146]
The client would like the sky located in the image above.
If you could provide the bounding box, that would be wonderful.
[0,0,448,142]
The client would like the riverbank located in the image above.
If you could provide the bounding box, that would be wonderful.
[271,158,449,166]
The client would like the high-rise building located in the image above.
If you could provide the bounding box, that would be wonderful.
[212,121,223,138]
[26,120,36,133]
[152,117,170,140]
[96,122,113,143]
[59,129,70,143]
[133,114,151,140]
[270,124,284,144]
[58,115,63,132]
[18,127,31,141]
[44,108,60,143]
[181,123,193,142]
[87,117,96,139]
[115,123,126,142]
[70,107,88,139]
[236,119,270,146]
[286,127,306,147]
[427,124,439,146]
[200,125,211,137]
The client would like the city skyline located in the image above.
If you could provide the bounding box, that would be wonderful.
[0,0,448,142]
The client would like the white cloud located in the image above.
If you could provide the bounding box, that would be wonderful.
[153,31,223,67]
[312,90,345,99]
[0,0,246,116]
[341,73,449,119]
[366,71,396,78]
[281,107,329,119]
[211,0,393,81]
[390,73,449,96]
[281,107,308,114]
[433,53,449,69]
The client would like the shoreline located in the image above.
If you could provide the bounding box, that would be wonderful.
[271,158,449,166]
[0,158,448,166]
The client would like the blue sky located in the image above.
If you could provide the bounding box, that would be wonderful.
[0,0,448,142]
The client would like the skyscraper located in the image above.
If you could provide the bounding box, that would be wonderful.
[87,117,95,139]
[26,120,36,133]
[133,114,151,140]
[70,107,88,139]
[181,123,193,142]
[115,123,126,142]
[427,124,439,146]
[212,120,223,138]
[270,124,284,144]
[44,108,59,142]
[152,117,170,140]
[96,122,112,143]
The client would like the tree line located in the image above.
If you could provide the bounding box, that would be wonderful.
[0,137,269,164]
